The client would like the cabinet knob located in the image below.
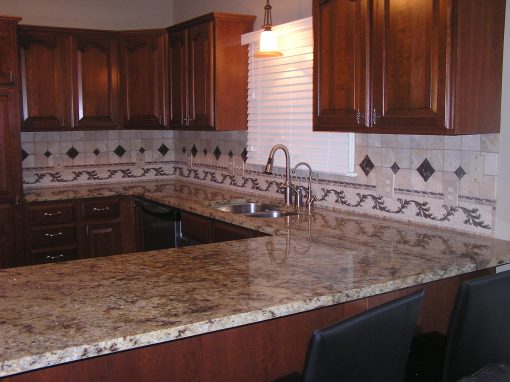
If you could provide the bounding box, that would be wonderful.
[46,254,64,261]
[43,211,62,217]
[92,206,110,212]
[9,71,14,83]
[15,195,22,206]
[44,232,63,238]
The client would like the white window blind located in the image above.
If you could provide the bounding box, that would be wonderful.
[241,17,355,175]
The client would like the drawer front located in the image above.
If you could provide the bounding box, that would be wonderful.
[212,221,265,243]
[82,199,119,220]
[181,211,212,244]
[31,247,78,265]
[28,203,75,226]
[30,225,76,249]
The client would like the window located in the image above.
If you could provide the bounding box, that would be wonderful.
[242,17,355,175]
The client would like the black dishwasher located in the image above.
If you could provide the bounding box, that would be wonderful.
[135,198,182,251]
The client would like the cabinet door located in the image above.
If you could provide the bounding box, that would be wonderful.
[71,32,120,129]
[83,221,121,258]
[212,221,265,243]
[188,22,214,129]
[18,28,71,129]
[313,0,369,131]
[0,18,20,86]
[0,88,21,204]
[0,204,18,268]
[120,31,167,128]
[371,0,448,133]
[169,29,188,128]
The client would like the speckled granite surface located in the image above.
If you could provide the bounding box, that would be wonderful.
[1,180,510,377]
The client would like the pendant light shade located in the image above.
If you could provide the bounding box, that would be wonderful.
[254,0,282,58]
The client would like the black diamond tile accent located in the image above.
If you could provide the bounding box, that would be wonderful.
[241,147,248,163]
[417,158,435,182]
[158,144,169,157]
[214,146,221,161]
[113,145,126,158]
[391,162,400,174]
[203,148,208,156]
[359,155,374,176]
[21,149,28,161]
[93,148,100,156]
[139,147,146,154]
[44,150,52,158]
[228,150,234,158]
[66,146,79,160]
[454,166,466,180]
[191,144,198,157]
[182,146,186,154]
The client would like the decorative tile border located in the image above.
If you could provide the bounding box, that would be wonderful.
[24,161,495,236]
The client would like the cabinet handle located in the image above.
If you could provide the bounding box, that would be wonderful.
[356,110,361,125]
[9,71,13,83]
[85,225,89,236]
[46,254,64,261]
[43,211,62,217]
[15,196,22,206]
[92,206,110,212]
[44,232,63,238]
[372,109,378,125]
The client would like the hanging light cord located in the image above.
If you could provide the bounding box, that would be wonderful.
[262,0,273,31]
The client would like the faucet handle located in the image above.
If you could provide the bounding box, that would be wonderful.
[306,194,316,210]
[293,186,304,208]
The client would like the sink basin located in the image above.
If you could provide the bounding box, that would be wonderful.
[214,202,298,218]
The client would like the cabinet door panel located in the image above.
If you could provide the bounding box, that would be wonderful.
[0,204,17,268]
[72,32,119,129]
[0,88,21,203]
[0,19,19,86]
[84,222,121,258]
[169,30,188,128]
[313,0,369,131]
[120,32,167,128]
[188,22,214,129]
[18,28,71,129]
[371,0,448,131]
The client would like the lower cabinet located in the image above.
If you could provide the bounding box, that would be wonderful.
[0,204,23,268]
[25,196,136,265]
[181,210,267,244]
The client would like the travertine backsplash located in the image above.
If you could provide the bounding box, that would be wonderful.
[21,130,498,236]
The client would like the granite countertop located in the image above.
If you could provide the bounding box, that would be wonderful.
[1,180,510,377]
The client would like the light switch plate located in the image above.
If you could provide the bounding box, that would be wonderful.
[377,173,394,198]
[470,154,484,182]
[53,155,64,171]
[443,180,459,207]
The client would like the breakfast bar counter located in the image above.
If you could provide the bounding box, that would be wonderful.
[1,180,509,380]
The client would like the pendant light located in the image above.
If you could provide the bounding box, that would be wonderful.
[254,0,283,58]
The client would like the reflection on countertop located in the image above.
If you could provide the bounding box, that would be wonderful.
[1,180,508,377]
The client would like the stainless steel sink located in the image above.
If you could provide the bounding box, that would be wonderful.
[213,202,298,218]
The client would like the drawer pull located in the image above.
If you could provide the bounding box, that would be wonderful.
[44,232,63,238]
[92,206,110,212]
[46,254,64,261]
[43,211,62,217]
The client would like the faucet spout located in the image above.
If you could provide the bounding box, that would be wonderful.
[292,162,315,210]
[264,144,292,205]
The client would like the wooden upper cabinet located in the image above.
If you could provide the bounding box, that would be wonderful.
[168,13,255,131]
[0,88,21,204]
[18,27,71,130]
[313,0,369,130]
[71,31,120,129]
[0,16,21,86]
[168,29,188,128]
[371,0,448,133]
[313,0,506,135]
[119,30,167,129]
[188,22,214,129]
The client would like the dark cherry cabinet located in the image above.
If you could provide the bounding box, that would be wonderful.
[119,30,167,129]
[17,27,71,130]
[313,0,506,135]
[83,221,121,259]
[168,13,255,131]
[0,16,20,86]
[71,31,120,129]
[0,17,23,269]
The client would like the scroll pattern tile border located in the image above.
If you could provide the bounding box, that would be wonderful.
[23,163,495,236]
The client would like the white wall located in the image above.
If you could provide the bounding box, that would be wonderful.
[173,0,311,29]
[496,0,510,240]
[0,0,173,29]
